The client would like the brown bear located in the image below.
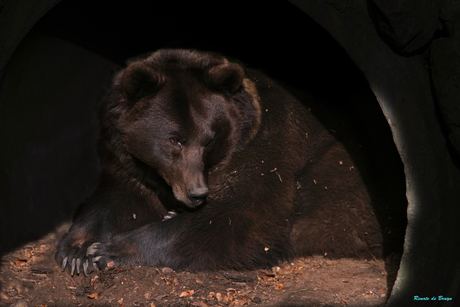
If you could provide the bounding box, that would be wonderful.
[55,49,382,276]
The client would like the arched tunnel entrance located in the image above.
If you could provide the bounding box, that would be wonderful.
[0,0,459,306]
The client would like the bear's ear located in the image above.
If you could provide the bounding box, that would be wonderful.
[205,62,245,94]
[120,63,163,100]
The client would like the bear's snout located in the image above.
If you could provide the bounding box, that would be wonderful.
[187,186,209,205]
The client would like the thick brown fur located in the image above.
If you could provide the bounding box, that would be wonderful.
[55,49,382,275]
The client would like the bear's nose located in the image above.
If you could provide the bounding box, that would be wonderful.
[187,187,209,205]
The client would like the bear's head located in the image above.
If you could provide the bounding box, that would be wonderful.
[99,49,261,208]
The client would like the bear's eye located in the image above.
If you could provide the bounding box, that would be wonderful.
[170,138,184,149]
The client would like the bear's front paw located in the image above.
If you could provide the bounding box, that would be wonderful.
[86,237,137,269]
[86,242,112,269]
[55,235,98,276]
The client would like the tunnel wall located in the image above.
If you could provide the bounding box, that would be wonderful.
[289,0,460,305]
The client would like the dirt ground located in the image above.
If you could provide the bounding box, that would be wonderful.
[0,224,400,307]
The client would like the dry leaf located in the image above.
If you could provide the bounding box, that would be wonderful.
[161,277,178,286]
[192,302,208,307]
[106,261,116,268]
[222,294,231,304]
[261,274,275,281]
[275,284,284,290]
[179,290,195,297]
[87,292,100,299]
[144,292,152,299]
[91,276,99,289]
[13,258,28,266]
[195,278,203,284]
[294,265,304,274]
[272,266,281,272]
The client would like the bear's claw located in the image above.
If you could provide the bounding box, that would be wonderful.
[61,256,68,272]
[86,242,100,256]
[61,256,93,277]
[70,258,76,276]
[162,211,178,221]
[87,243,104,270]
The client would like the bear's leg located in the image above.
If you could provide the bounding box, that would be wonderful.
[56,172,166,275]
[291,143,383,259]
[86,174,296,271]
